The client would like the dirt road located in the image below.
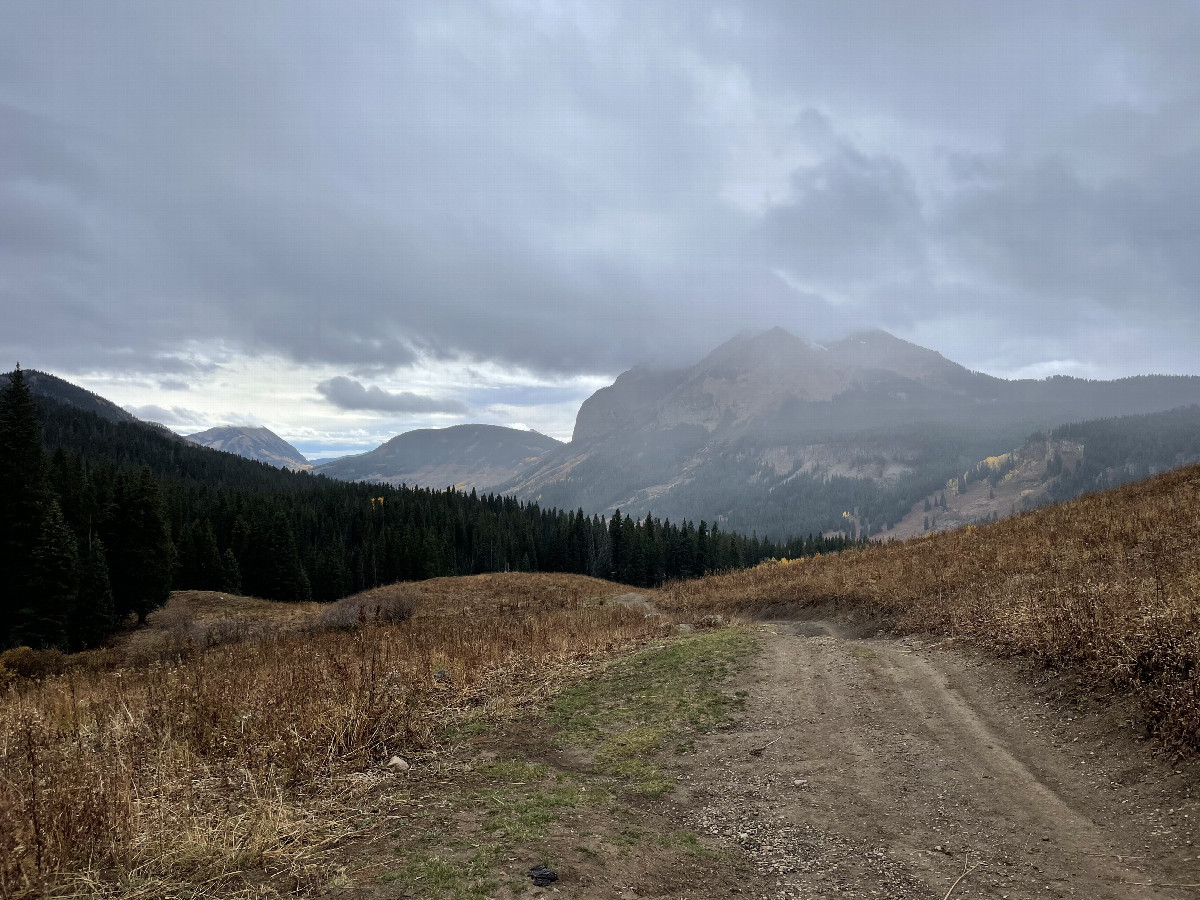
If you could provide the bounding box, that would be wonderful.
[665,620,1198,900]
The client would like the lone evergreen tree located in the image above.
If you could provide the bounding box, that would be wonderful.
[219,548,242,594]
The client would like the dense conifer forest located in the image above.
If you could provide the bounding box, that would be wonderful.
[0,368,861,651]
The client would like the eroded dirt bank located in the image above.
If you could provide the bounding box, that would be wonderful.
[665,621,1197,900]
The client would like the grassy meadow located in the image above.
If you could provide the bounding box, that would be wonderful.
[0,574,673,898]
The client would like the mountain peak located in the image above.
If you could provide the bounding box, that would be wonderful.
[186,425,309,470]
[826,329,971,386]
[699,326,809,364]
[316,424,561,491]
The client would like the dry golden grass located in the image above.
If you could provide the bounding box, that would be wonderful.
[0,574,667,898]
[660,463,1200,756]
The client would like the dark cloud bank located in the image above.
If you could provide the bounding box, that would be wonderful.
[3,1,1200,385]
[316,376,466,415]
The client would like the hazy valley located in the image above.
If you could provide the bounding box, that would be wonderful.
[499,328,1200,539]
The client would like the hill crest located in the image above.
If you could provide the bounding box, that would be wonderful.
[315,423,561,491]
[186,425,309,470]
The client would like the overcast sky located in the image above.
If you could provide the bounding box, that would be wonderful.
[3,2,1199,455]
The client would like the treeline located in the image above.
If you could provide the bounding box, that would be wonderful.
[1,369,174,651]
[1,368,861,651]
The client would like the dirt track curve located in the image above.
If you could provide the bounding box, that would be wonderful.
[664,619,1198,900]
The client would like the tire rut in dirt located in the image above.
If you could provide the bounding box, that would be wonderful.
[669,625,1193,899]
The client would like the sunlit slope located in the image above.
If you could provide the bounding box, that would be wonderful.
[663,463,1200,754]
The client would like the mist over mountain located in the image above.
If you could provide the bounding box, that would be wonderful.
[315,424,561,491]
[186,426,309,471]
[500,328,1200,539]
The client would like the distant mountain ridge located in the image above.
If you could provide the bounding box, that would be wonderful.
[1,368,138,424]
[315,424,561,491]
[186,426,309,470]
[499,327,1200,539]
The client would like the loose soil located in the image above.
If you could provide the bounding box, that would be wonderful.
[326,612,1197,900]
[675,618,1198,899]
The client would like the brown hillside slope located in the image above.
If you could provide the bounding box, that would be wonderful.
[662,462,1200,755]
[0,574,663,897]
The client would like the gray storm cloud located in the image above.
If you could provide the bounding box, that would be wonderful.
[316,377,467,415]
[3,1,1200,382]
[124,405,208,427]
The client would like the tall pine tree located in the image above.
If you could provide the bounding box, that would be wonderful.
[177,518,224,590]
[262,511,312,602]
[71,537,116,650]
[0,365,52,648]
[105,467,174,624]
[21,500,78,649]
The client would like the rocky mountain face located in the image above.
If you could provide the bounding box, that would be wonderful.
[499,328,1200,539]
[186,426,309,470]
[885,404,1200,541]
[314,424,561,491]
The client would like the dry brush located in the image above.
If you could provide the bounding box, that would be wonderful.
[0,573,665,898]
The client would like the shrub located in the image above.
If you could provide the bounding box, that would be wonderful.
[0,646,67,680]
[318,593,418,631]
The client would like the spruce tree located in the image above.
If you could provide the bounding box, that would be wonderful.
[71,537,116,650]
[219,548,242,594]
[49,448,90,542]
[419,529,442,580]
[230,516,260,591]
[0,365,51,647]
[260,512,311,602]
[105,468,174,623]
[608,509,623,580]
[312,546,351,602]
[21,500,78,649]
[177,518,223,590]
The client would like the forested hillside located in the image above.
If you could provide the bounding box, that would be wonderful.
[0,368,859,652]
[1040,405,1200,504]
[883,404,1200,539]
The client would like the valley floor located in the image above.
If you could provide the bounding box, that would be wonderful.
[327,612,1197,900]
